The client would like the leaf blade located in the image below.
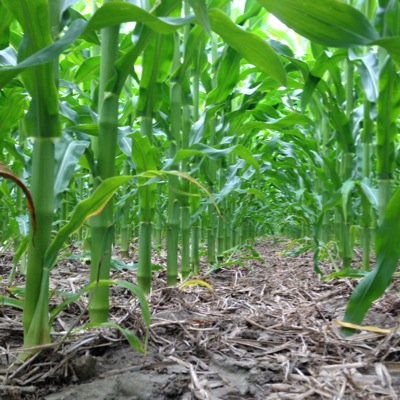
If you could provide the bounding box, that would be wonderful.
[258,0,379,47]
[343,187,400,330]
[208,8,286,85]
[45,176,133,270]
[84,2,193,34]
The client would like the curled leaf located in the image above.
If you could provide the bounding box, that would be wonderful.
[0,163,36,233]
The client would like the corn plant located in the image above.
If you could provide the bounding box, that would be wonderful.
[4,0,400,351]
[260,0,400,327]
[2,0,64,350]
[0,0,190,354]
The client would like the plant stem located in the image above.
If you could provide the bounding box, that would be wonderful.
[19,0,61,351]
[89,18,120,324]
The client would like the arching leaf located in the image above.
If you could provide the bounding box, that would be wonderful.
[258,0,379,47]
[188,0,211,34]
[84,2,194,34]
[0,163,36,233]
[0,20,87,89]
[375,37,400,65]
[343,187,400,332]
[209,8,286,85]
[46,176,133,271]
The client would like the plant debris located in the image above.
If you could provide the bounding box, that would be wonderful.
[1,239,400,399]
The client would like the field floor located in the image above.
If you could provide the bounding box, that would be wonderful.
[2,239,400,399]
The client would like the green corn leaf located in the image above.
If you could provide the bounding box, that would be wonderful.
[324,270,368,281]
[375,37,400,65]
[301,75,321,111]
[208,8,286,85]
[321,155,342,189]
[68,8,99,44]
[207,47,241,104]
[258,0,379,47]
[217,176,242,201]
[328,98,354,153]
[54,137,89,197]
[301,50,347,109]
[112,280,151,329]
[0,4,13,50]
[94,322,145,353]
[343,187,400,331]
[376,58,400,179]
[246,188,266,200]
[235,145,260,171]
[84,2,194,34]
[268,39,294,58]
[49,292,81,323]
[188,0,211,34]
[113,0,183,95]
[193,143,239,160]
[236,2,263,25]
[60,102,79,124]
[156,36,175,84]
[0,295,24,310]
[2,0,53,51]
[0,19,87,89]
[86,279,150,351]
[61,0,80,14]
[0,88,27,143]
[177,26,206,78]
[110,259,138,271]
[340,180,355,223]
[75,56,100,83]
[71,123,99,136]
[132,133,159,212]
[139,35,174,89]
[0,4,192,89]
[132,132,159,172]
[350,52,379,102]
[243,114,312,131]
[170,143,259,170]
[118,128,133,159]
[139,170,220,215]
[209,0,231,7]
[360,178,379,210]
[51,279,150,353]
[377,0,399,36]
[46,176,133,271]
[168,149,210,163]
[9,236,30,283]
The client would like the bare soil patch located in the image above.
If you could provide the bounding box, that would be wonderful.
[1,239,400,399]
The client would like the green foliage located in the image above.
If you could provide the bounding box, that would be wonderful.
[258,0,379,47]
[281,238,313,257]
[1,0,400,351]
[54,136,89,198]
[46,176,133,271]
[209,8,286,85]
[376,58,400,179]
[206,243,262,273]
[343,187,400,331]
[0,20,87,89]
[85,2,194,34]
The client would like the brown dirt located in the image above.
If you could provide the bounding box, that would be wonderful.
[1,239,400,399]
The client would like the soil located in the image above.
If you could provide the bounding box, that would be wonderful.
[1,239,400,399]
